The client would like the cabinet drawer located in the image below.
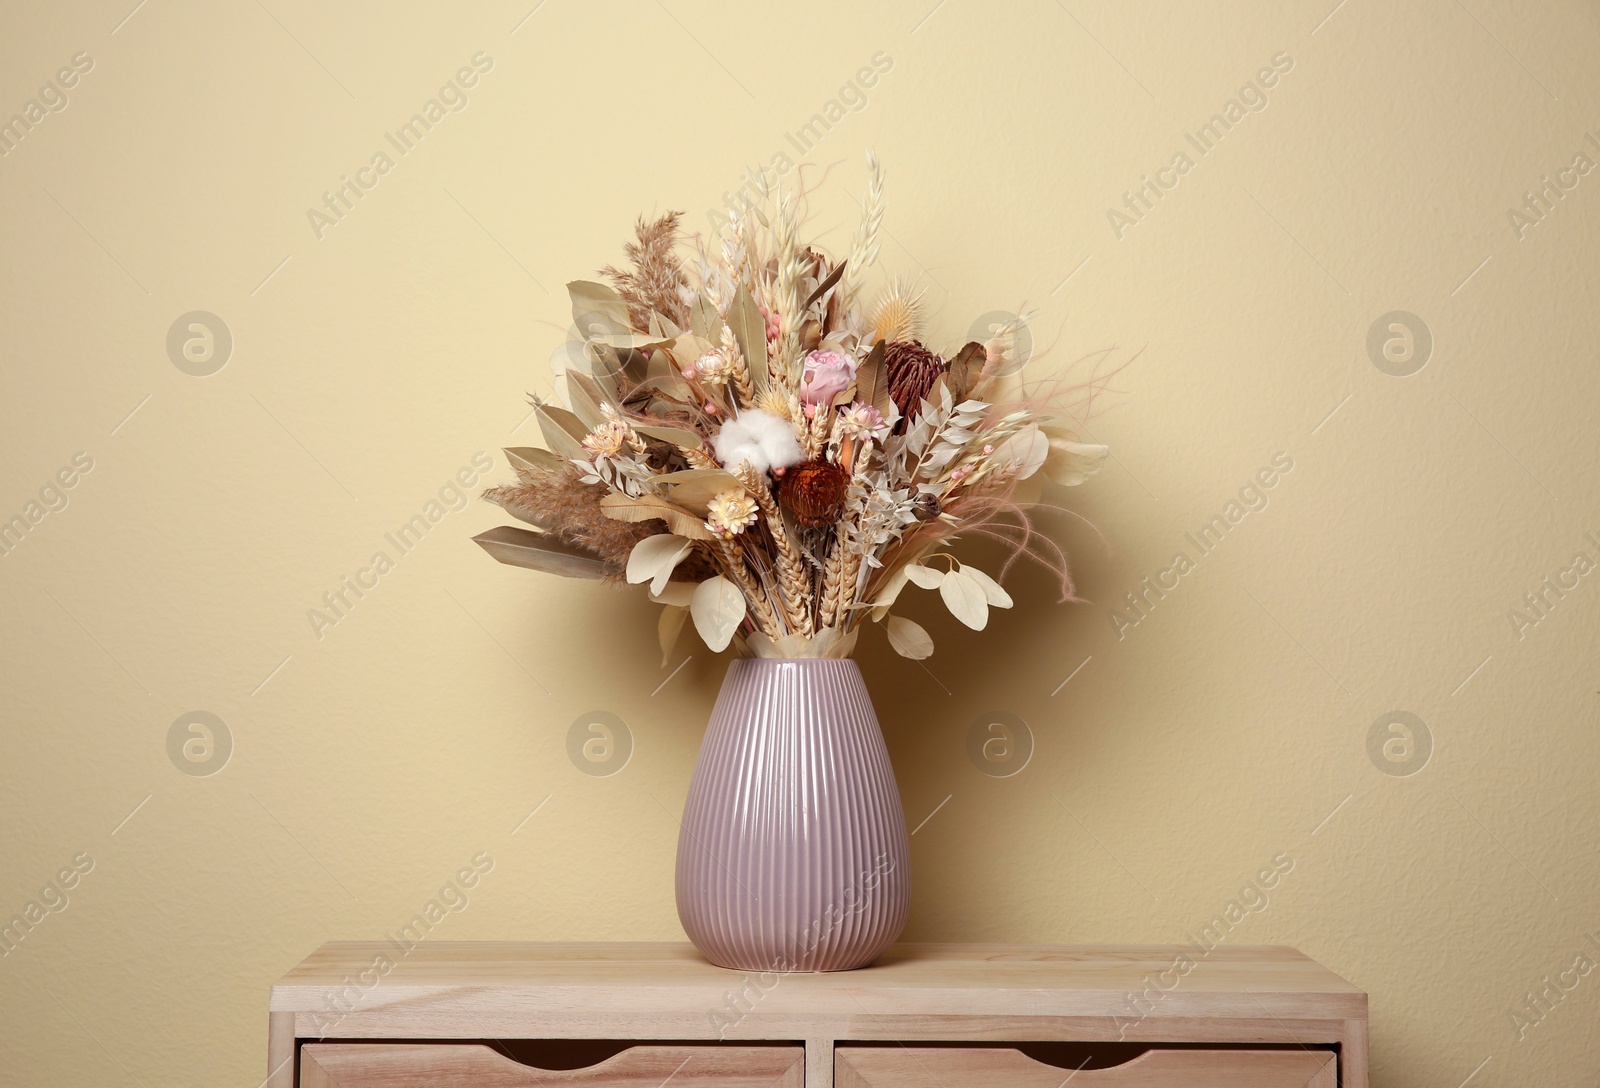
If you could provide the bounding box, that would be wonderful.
[836,1046,1335,1087]
[301,1043,803,1088]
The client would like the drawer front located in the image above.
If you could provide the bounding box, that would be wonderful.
[836,1046,1335,1088]
[301,1044,803,1088]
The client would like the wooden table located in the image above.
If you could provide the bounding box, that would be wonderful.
[268,942,1367,1087]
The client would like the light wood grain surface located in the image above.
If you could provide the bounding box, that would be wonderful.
[269,942,1366,1088]
[301,1043,804,1088]
[835,1046,1337,1088]
[273,941,1363,1020]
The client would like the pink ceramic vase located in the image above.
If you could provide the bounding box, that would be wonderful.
[675,658,910,972]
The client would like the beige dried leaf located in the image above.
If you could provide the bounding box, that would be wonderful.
[939,569,989,630]
[625,534,694,595]
[654,468,743,515]
[885,615,934,659]
[472,526,611,580]
[567,279,632,332]
[658,605,689,666]
[691,576,746,652]
[599,493,715,540]
[536,403,588,460]
[505,446,563,473]
[649,582,697,608]
[962,567,1014,609]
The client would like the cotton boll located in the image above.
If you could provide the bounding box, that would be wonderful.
[711,409,804,475]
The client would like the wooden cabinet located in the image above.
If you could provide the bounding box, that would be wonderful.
[269,943,1366,1088]
[300,1043,804,1088]
[835,1046,1336,1087]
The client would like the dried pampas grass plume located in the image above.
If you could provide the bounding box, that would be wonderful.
[484,459,655,573]
[601,211,691,331]
[868,278,926,343]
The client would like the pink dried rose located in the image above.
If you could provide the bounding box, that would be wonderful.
[800,348,856,409]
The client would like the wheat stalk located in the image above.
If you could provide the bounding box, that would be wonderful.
[802,398,835,460]
[685,445,720,470]
[817,531,848,629]
[737,464,814,637]
[717,538,782,639]
[720,324,754,409]
[773,188,804,386]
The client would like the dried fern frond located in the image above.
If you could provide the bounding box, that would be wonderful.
[601,212,691,331]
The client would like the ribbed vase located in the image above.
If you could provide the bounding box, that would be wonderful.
[675,658,910,972]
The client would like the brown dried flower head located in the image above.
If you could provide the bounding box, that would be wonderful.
[778,459,851,528]
[883,340,948,428]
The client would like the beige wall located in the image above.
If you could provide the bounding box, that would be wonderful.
[3,1,1598,1083]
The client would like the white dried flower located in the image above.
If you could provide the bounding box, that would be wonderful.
[582,419,631,457]
[692,350,733,386]
[710,408,804,475]
[705,489,759,537]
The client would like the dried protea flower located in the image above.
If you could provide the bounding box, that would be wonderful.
[883,340,948,428]
[705,489,759,537]
[778,459,850,528]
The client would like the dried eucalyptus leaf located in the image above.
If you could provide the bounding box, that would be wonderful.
[905,563,944,590]
[649,582,698,608]
[658,605,689,666]
[940,569,989,630]
[1042,434,1110,486]
[997,424,1050,480]
[962,567,1014,609]
[691,575,746,652]
[885,615,934,660]
[626,534,694,595]
[869,563,913,620]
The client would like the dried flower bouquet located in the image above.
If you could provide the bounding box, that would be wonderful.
[476,155,1108,660]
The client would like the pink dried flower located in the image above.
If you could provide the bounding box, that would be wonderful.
[800,348,856,408]
[838,402,889,442]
